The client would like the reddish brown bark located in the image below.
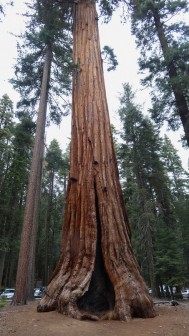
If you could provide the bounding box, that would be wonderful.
[37,0,155,321]
[12,47,52,305]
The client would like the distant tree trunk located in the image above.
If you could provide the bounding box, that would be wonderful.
[27,163,43,300]
[4,251,16,287]
[44,170,54,285]
[135,166,156,294]
[152,8,189,146]
[0,251,6,286]
[37,0,155,321]
[12,46,52,305]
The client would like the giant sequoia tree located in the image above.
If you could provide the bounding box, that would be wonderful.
[37,0,155,321]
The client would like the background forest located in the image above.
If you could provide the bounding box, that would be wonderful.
[0,0,189,300]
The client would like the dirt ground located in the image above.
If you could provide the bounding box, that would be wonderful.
[0,299,189,336]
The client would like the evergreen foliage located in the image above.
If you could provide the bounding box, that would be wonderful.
[0,1,13,21]
[98,0,120,21]
[11,0,72,304]
[117,83,188,295]
[101,45,118,71]
[161,136,189,282]
[0,95,35,287]
[0,94,14,189]
[0,100,69,288]
[11,0,72,124]
[35,140,69,286]
[128,0,189,145]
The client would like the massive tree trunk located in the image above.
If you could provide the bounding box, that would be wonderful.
[12,47,52,305]
[37,0,155,321]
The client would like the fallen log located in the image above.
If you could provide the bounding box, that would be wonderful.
[154,300,179,306]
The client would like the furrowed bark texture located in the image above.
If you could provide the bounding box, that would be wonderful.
[12,47,52,305]
[37,0,155,321]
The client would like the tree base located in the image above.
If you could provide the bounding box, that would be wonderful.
[37,288,156,321]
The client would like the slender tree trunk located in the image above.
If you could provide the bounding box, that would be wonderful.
[44,170,54,285]
[132,133,156,294]
[135,170,156,294]
[0,251,6,286]
[27,162,43,300]
[152,8,189,146]
[4,251,16,287]
[12,47,52,305]
[37,0,155,321]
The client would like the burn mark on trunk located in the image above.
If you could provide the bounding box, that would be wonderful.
[77,181,115,315]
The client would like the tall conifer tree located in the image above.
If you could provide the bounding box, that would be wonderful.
[37,0,155,321]
[12,0,72,305]
[128,0,189,145]
[117,83,185,295]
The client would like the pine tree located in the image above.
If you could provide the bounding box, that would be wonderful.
[43,140,65,285]
[11,0,72,122]
[161,135,189,284]
[161,135,189,195]
[0,112,35,287]
[12,0,72,305]
[0,94,15,284]
[117,83,185,296]
[0,94,14,192]
[35,140,70,286]
[128,0,189,145]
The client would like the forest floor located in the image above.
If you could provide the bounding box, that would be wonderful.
[0,298,189,336]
